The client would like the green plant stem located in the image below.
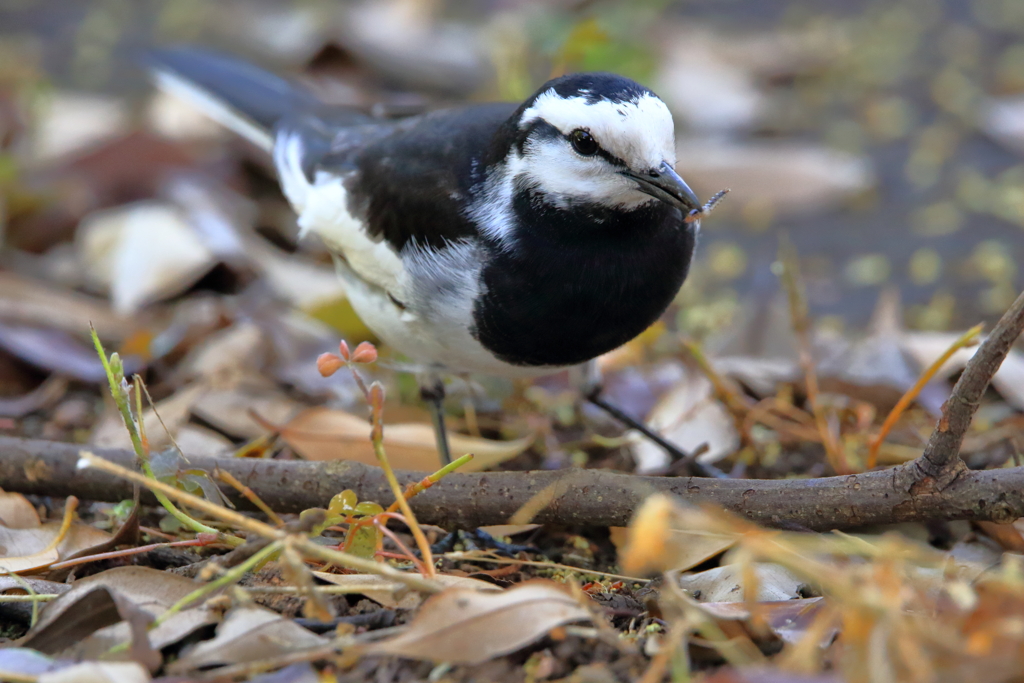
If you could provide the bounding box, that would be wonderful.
[153,540,283,629]
[0,594,58,602]
[90,328,236,543]
[386,453,474,513]
[78,452,443,593]
[2,571,46,626]
[373,438,436,578]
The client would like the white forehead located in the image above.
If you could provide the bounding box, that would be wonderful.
[519,89,676,170]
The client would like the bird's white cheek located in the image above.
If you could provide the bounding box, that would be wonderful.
[523,144,651,208]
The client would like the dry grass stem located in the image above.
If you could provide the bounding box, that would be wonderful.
[867,323,983,469]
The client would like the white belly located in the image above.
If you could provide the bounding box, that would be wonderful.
[278,133,563,379]
[341,269,559,378]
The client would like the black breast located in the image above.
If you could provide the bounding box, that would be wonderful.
[472,193,696,367]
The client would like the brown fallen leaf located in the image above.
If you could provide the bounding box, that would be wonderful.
[633,371,740,473]
[281,406,533,472]
[678,563,811,603]
[0,375,69,420]
[36,661,152,683]
[91,383,207,451]
[21,566,218,658]
[167,606,327,675]
[312,571,501,609]
[0,521,112,574]
[363,580,591,665]
[0,322,113,383]
[699,597,832,645]
[901,331,1024,410]
[0,490,41,528]
[0,272,136,343]
[77,201,217,315]
[619,494,736,576]
[190,380,307,439]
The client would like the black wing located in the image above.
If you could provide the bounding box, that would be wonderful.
[316,102,517,252]
[149,46,517,253]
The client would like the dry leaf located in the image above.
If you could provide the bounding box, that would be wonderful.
[0,490,41,528]
[312,571,501,609]
[190,380,307,439]
[619,494,736,576]
[281,407,533,471]
[0,648,58,679]
[0,322,112,383]
[0,271,134,341]
[902,331,1024,410]
[167,606,327,674]
[173,424,235,459]
[657,35,764,134]
[633,372,740,472]
[178,323,267,386]
[37,661,151,683]
[338,1,489,96]
[91,383,206,451]
[0,375,69,420]
[678,563,810,603]
[22,566,218,657]
[0,576,71,597]
[0,521,112,574]
[364,580,591,665]
[700,597,832,645]
[246,240,348,310]
[31,92,127,162]
[77,202,217,314]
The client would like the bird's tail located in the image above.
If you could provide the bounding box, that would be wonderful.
[147,47,323,151]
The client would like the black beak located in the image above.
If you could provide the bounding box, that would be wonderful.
[623,161,701,214]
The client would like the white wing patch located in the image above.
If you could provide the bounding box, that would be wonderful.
[466,150,526,250]
[273,130,407,296]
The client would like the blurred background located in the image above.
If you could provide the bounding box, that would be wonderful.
[2,0,1024,473]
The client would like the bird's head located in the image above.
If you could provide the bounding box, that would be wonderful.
[509,73,700,215]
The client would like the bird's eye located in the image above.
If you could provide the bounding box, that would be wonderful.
[569,129,599,156]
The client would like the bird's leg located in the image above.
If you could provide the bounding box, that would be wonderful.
[420,378,452,465]
[585,388,724,478]
[584,388,688,461]
[577,362,722,478]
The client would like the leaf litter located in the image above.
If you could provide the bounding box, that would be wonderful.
[5,2,1024,682]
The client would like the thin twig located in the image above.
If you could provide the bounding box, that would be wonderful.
[867,324,983,469]
[778,239,847,473]
[903,288,1024,490]
[216,469,285,526]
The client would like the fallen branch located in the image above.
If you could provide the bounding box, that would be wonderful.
[5,288,1024,534]
[897,288,1024,492]
[3,435,1024,531]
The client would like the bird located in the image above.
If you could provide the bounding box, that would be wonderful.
[148,47,714,467]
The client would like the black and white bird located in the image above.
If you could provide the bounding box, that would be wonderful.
[149,48,712,466]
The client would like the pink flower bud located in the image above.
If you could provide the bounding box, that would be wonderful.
[338,340,351,361]
[369,381,385,410]
[317,353,343,377]
[352,341,378,364]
